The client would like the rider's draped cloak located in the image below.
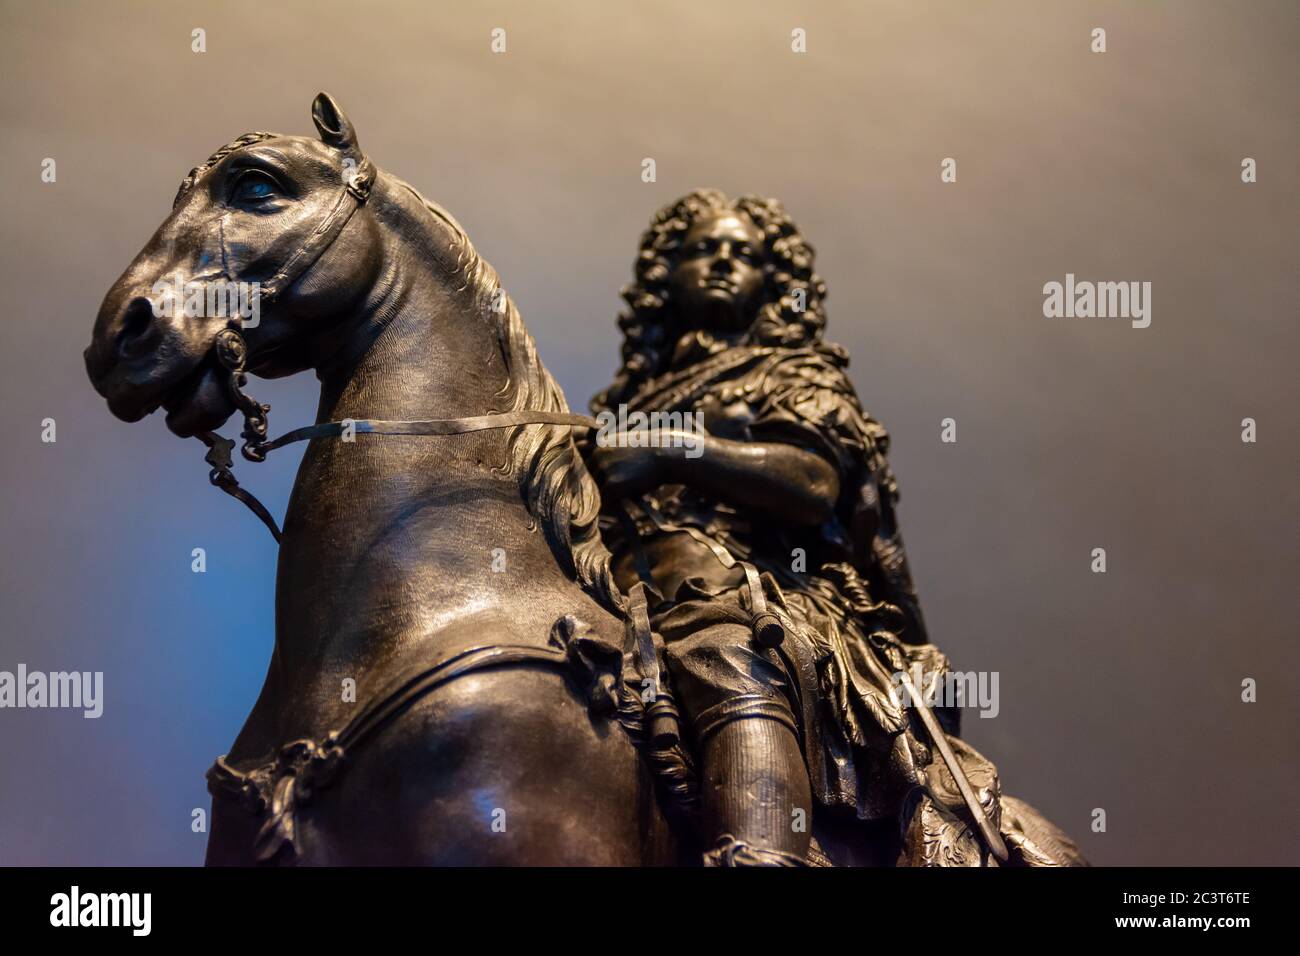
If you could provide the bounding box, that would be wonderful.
[603,339,1084,865]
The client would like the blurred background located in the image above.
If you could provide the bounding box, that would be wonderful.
[1,0,1296,865]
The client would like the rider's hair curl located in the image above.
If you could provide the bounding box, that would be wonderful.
[593,189,830,411]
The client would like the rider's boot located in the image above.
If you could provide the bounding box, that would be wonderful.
[699,717,812,866]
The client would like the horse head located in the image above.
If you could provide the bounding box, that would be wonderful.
[84,92,620,612]
[85,93,385,438]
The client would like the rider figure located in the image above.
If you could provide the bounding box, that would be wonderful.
[587,190,933,866]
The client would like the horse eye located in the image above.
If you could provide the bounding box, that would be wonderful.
[232,170,281,204]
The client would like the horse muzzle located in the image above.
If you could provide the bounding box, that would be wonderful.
[86,282,239,430]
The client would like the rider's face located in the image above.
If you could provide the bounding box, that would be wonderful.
[669,213,765,334]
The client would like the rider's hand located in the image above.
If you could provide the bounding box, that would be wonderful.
[585,442,668,499]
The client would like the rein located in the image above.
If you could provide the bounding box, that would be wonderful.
[197,327,597,543]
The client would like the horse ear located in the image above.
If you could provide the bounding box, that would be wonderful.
[311,92,360,152]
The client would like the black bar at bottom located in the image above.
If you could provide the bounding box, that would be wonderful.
[0,866,1284,940]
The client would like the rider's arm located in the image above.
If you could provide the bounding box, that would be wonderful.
[588,432,839,526]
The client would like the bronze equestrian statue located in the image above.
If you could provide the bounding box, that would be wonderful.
[84,95,1083,866]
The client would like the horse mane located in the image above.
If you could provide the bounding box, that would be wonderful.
[399,180,626,615]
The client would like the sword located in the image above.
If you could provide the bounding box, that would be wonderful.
[896,669,1010,864]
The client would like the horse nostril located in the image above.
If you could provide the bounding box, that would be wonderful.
[115,297,158,359]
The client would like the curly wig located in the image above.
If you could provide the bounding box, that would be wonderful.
[593,189,833,410]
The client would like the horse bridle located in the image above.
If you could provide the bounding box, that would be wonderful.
[195,152,596,543]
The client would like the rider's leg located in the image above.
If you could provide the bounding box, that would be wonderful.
[700,716,812,865]
[655,601,813,866]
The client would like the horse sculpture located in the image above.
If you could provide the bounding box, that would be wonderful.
[84,94,692,865]
[85,94,1082,867]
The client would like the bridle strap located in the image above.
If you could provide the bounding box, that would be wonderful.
[259,157,375,304]
[199,402,599,544]
[260,410,598,454]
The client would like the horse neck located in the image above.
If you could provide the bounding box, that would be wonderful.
[269,211,579,713]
